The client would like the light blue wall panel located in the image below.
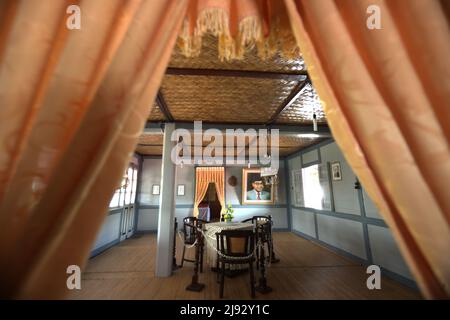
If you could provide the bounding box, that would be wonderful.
[91,213,121,250]
[362,189,383,220]
[368,225,413,280]
[316,214,367,259]
[140,158,162,205]
[231,207,288,229]
[137,208,159,231]
[175,165,195,205]
[291,208,316,238]
[320,143,360,215]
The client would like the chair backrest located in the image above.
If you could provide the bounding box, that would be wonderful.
[242,215,271,225]
[183,216,197,244]
[252,215,271,225]
[196,218,208,230]
[256,220,272,243]
[216,229,255,259]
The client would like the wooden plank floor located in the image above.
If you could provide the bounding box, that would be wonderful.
[67,232,421,300]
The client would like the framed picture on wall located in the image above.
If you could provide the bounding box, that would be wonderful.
[177,184,185,196]
[242,168,274,205]
[152,184,160,195]
[331,162,342,181]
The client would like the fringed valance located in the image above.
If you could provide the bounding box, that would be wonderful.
[177,0,300,61]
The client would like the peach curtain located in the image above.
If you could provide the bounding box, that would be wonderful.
[194,167,225,217]
[0,0,188,298]
[284,0,450,298]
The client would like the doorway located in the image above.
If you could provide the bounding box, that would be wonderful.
[200,183,222,222]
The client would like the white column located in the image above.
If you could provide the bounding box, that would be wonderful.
[155,123,176,277]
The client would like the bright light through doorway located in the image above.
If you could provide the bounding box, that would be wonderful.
[302,164,323,210]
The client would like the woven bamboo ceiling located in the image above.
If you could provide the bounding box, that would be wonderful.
[138,34,328,157]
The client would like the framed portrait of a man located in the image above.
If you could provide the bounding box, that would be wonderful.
[242,168,274,205]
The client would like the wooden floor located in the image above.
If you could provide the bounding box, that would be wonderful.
[67,232,421,300]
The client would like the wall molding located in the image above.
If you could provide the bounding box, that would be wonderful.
[138,204,288,210]
[291,205,387,228]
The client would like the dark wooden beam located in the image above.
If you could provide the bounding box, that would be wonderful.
[137,144,163,147]
[145,121,331,137]
[156,91,174,122]
[266,79,311,126]
[166,67,307,81]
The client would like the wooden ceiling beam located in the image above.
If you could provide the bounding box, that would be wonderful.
[156,90,174,122]
[266,78,311,126]
[166,67,308,81]
[145,121,330,134]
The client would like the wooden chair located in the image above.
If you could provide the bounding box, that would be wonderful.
[242,215,271,225]
[255,222,273,293]
[180,217,198,268]
[216,229,256,298]
[180,217,206,272]
[242,215,278,266]
[196,218,207,272]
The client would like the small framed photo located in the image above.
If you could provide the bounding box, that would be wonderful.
[331,162,342,181]
[177,184,185,196]
[152,184,160,195]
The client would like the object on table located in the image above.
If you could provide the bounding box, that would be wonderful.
[198,203,210,222]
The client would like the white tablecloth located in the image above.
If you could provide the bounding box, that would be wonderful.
[203,222,254,268]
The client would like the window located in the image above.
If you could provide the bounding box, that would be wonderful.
[124,167,133,205]
[131,167,138,204]
[109,163,139,208]
[291,169,304,207]
[302,164,323,210]
[109,188,121,208]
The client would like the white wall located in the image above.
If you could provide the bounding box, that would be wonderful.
[287,140,415,286]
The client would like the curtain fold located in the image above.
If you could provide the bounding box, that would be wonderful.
[193,167,225,217]
[0,0,188,299]
[1,0,448,300]
[214,178,226,215]
[284,0,450,298]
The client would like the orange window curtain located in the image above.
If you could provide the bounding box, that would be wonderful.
[0,0,188,299]
[284,0,450,298]
[194,167,225,217]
